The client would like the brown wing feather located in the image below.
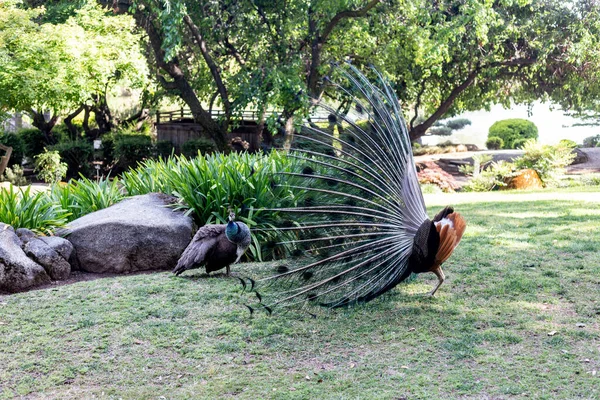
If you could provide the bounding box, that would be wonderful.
[172,224,226,275]
[434,212,466,265]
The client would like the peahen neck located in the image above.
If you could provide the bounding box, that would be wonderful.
[225,220,239,242]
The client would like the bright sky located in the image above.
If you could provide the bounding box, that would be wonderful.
[421,102,599,148]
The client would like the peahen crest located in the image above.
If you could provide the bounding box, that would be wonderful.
[243,63,464,312]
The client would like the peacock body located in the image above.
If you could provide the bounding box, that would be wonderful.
[245,64,466,311]
[173,213,251,276]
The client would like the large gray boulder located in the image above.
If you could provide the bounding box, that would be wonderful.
[0,224,51,292]
[59,193,193,274]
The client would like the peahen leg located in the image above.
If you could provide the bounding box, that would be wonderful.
[428,267,445,297]
[226,265,231,276]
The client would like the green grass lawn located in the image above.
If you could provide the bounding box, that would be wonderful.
[1,188,599,399]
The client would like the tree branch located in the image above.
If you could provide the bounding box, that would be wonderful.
[320,0,380,43]
[183,14,231,124]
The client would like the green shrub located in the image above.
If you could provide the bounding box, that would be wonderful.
[2,165,28,186]
[18,128,47,159]
[121,151,303,261]
[485,136,504,150]
[114,135,153,170]
[182,138,217,157]
[514,139,576,186]
[34,149,68,184]
[0,185,69,234]
[582,134,600,148]
[0,132,25,166]
[50,176,124,222]
[559,139,577,148]
[156,140,175,158]
[462,160,517,192]
[48,140,94,178]
[488,119,538,149]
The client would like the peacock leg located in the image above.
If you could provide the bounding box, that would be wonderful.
[428,267,445,296]
[226,265,231,276]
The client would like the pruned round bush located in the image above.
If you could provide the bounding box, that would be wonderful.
[512,138,528,149]
[488,119,538,149]
[114,135,153,170]
[156,140,175,158]
[182,138,217,157]
[48,140,94,178]
[18,128,47,159]
[559,139,577,148]
[485,136,504,150]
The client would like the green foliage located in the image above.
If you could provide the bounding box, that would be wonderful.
[488,119,539,149]
[461,160,516,192]
[34,149,68,184]
[48,140,93,178]
[514,140,577,186]
[2,165,28,186]
[485,136,504,150]
[113,135,153,171]
[582,135,600,148]
[0,132,25,166]
[0,185,69,234]
[155,140,175,158]
[559,139,578,148]
[181,138,218,158]
[18,128,47,159]
[50,176,124,222]
[0,1,149,133]
[429,118,471,136]
[121,151,302,261]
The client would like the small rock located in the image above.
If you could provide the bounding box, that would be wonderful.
[548,331,558,336]
[576,323,586,328]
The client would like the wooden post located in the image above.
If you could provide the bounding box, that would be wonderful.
[0,144,13,177]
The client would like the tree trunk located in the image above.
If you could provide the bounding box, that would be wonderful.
[64,105,85,140]
[129,5,229,151]
[29,109,58,144]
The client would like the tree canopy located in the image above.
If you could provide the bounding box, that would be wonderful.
[2,0,600,147]
[0,0,149,139]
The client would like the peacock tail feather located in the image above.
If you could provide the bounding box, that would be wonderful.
[246,64,434,310]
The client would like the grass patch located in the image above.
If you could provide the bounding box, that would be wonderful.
[1,188,599,398]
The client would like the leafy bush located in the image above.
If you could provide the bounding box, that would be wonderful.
[48,140,94,178]
[416,161,459,192]
[50,176,124,222]
[18,128,47,159]
[0,185,69,234]
[34,149,68,184]
[559,139,577,148]
[582,134,600,148]
[2,165,28,186]
[121,151,303,261]
[485,136,504,150]
[462,160,517,192]
[156,140,175,158]
[488,119,538,149]
[114,135,153,170]
[182,138,218,157]
[0,132,25,166]
[514,139,576,186]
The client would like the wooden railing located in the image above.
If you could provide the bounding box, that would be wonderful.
[156,108,280,124]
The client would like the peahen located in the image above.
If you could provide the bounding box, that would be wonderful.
[173,212,251,276]
[245,64,466,311]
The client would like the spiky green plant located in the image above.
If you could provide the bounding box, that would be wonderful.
[0,185,69,234]
[50,176,124,222]
[120,151,304,261]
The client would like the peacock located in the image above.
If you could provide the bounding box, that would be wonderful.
[173,212,251,276]
[243,64,466,312]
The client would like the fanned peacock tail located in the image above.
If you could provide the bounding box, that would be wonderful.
[244,64,453,312]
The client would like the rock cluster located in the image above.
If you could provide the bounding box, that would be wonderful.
[0,193,193,293]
